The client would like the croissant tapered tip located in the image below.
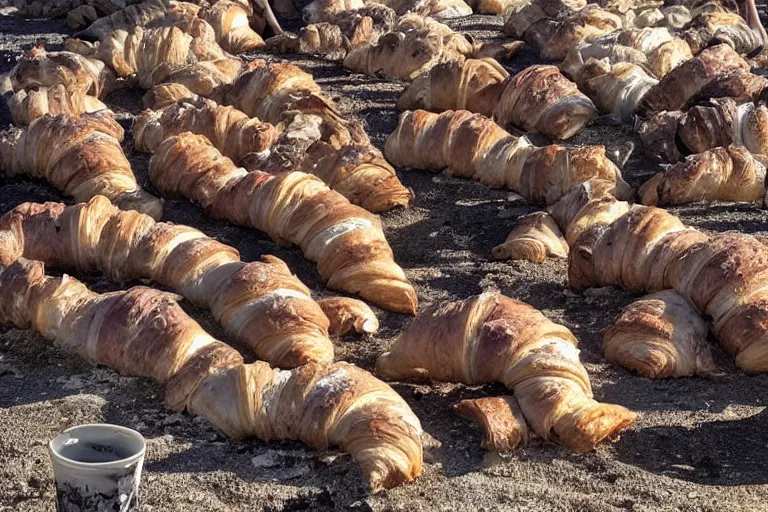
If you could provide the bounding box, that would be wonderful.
[112,190,165,220]
[638,174,663,206]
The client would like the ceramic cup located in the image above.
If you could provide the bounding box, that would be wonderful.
[49,424,146,512]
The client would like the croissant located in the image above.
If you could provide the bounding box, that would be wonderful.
[317,297,379,336]
[73,0,201,41]
[492,212,569,263]
[0,112,163,220]
[6,85,109,126]
[301,0,365,22]
[399,59,597,140]
[133,97,281,162]
[4,45,108,98]
[502,0,586,41]
[199,0,266,53]
[603,290,719,378]
[146,58,245,101]
[385,110,631,205]
[681,10,763,55]
[690,70,768,105]
[453,396,532,451]
[149,133,418,314]
[567,197,768,372]
[3,196,332,367]
[506,3,623,60]
[377,292,637,451]
[266,5,397,60]
[342,14,473,81]
[577,59,658,121]
[635,44,750,117]
[375,0,473,17]
[638,144,768,206]
[638,99,768,162]
[0,247,422,491]
[95,18,228,89]
[180,59,413,213]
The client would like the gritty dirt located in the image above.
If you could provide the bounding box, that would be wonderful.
[1,8,768,512]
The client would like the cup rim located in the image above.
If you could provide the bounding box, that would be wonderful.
[49,423,146,470]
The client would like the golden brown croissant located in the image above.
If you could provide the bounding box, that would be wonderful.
[133,97,281,162]
[317,297,379,336]
[377,292,637,451]
[385,109,631,205]
[638,144,768,205]
[0,244,422,491]
[502,0,586,42]
[567,197,768,372]
[635,44,750,117]
[171,59,413,213]
[603,290,719,378]
[149,133,418,313]
[147,58,245,101]
[6,85,109,126]
[453,396,532,451]
[342,14,473,81]
[399,59,597,140]
[690,69,768,105]
[0,112,163,219]
[95,18,228,89]
[492,212,569,263]
[199,0,266,53]
[638,98,768,162]
[2,195,332,368]
[4,45,109,98]
[681,9,763,55]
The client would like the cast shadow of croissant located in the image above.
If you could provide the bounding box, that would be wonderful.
[615,408,768,486]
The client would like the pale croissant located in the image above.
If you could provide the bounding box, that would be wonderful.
[638,99,768,163]
[6,85,109,126]
[377,292,637,451]
[149,133,418,314]
[3,45,108,98]
[0,112,162,220]
[0,245,422,491]
[567,196,768,372]
[399,59,597,140]
[453,396,532,451]
[342,14,474,81]
[492,212,569,263]
[95,18,228,89]
[638,144,768,206]
[2,195,332,368]
[385,110,631,205]
[603,290,719,378]
[317,297,379,336]
[577,59,658,122]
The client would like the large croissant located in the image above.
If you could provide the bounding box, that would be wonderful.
[95,18,228,89]
[492,212,569,263]
[133,97,281,162]
[681,9,763,55]
[566,195,768,372]
[198,0,266,53]
[638,99,768,162]
[145,58,245,101]
[6,85,109,126]
[385,109,630,205]
[377,292,637,451]
[398,59,597,140]
[0,112,163,220]
[342,14,473,81]
[73,0,202,41]
[149,59,413,213]
[576,59,658,121]
[635,44,750,117]
[3,46,108,98]
[690,70,768,105]
[637,144,768,206]
[149,133,418,314]
[2,195,332,368]
[0,245,422,491]
[603,290,719,378]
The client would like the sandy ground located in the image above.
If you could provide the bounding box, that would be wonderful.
[2,9,768,512]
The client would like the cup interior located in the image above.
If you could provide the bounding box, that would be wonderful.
[50,424,146,469]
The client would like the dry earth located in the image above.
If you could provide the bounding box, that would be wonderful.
[1,8,768,512]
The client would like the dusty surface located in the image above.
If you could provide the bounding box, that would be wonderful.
[2,9,768,512]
